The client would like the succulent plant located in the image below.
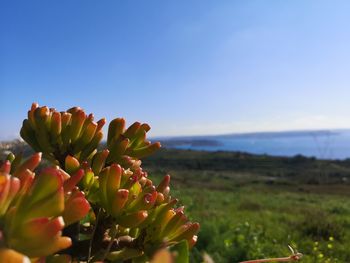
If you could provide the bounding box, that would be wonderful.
[0,103,199,262]
[0,153,89,262]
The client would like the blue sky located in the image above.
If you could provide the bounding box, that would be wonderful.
[1,1,350,139]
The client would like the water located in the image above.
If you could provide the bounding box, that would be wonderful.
[158,130,350,160]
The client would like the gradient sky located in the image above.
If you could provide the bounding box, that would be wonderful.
[1,1,350,140]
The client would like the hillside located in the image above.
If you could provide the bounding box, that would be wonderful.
[143,148,350,186]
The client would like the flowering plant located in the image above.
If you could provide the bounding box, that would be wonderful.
[0,103,199,262]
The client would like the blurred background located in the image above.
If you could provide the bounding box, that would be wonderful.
[1,1,350,262]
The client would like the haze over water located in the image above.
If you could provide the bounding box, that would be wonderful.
[158,130,350,160]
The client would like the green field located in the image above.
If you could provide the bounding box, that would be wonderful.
[143,149,350,262]
[2,142,350,262]
[170,185,350,262]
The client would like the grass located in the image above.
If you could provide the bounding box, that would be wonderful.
[168,184,350,262]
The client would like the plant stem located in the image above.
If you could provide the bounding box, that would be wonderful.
[88,208,101,263]
[100,224,118,262]
[240,253,302,263]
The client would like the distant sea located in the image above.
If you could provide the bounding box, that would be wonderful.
[155,130,350,160]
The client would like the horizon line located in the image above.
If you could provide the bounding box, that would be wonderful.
[2,127,350,142]
[151,127,350,139]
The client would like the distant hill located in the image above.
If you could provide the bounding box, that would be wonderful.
[153,129,346,141]
[215,129,341,139]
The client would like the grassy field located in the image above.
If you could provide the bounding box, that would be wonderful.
[143,149,350,262]
[171,184,350,262]
[2,142,350,262]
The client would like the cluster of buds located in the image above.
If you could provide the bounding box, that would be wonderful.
[20,103,105,164]
[21,103,161,169]
[136,176,199,252]
[107,175,200,261]
[106,118,161,168]
[0,153,90,262]
[63,154,199,262]
[1,103,199,262]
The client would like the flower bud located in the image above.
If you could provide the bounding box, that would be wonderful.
[64,155,80,175]
[117,210,148,228]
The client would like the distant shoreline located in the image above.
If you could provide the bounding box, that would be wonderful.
[153,129,350,160]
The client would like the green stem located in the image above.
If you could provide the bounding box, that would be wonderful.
[240,253,302,263]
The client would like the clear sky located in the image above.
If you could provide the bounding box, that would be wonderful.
[1,1,350,140]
